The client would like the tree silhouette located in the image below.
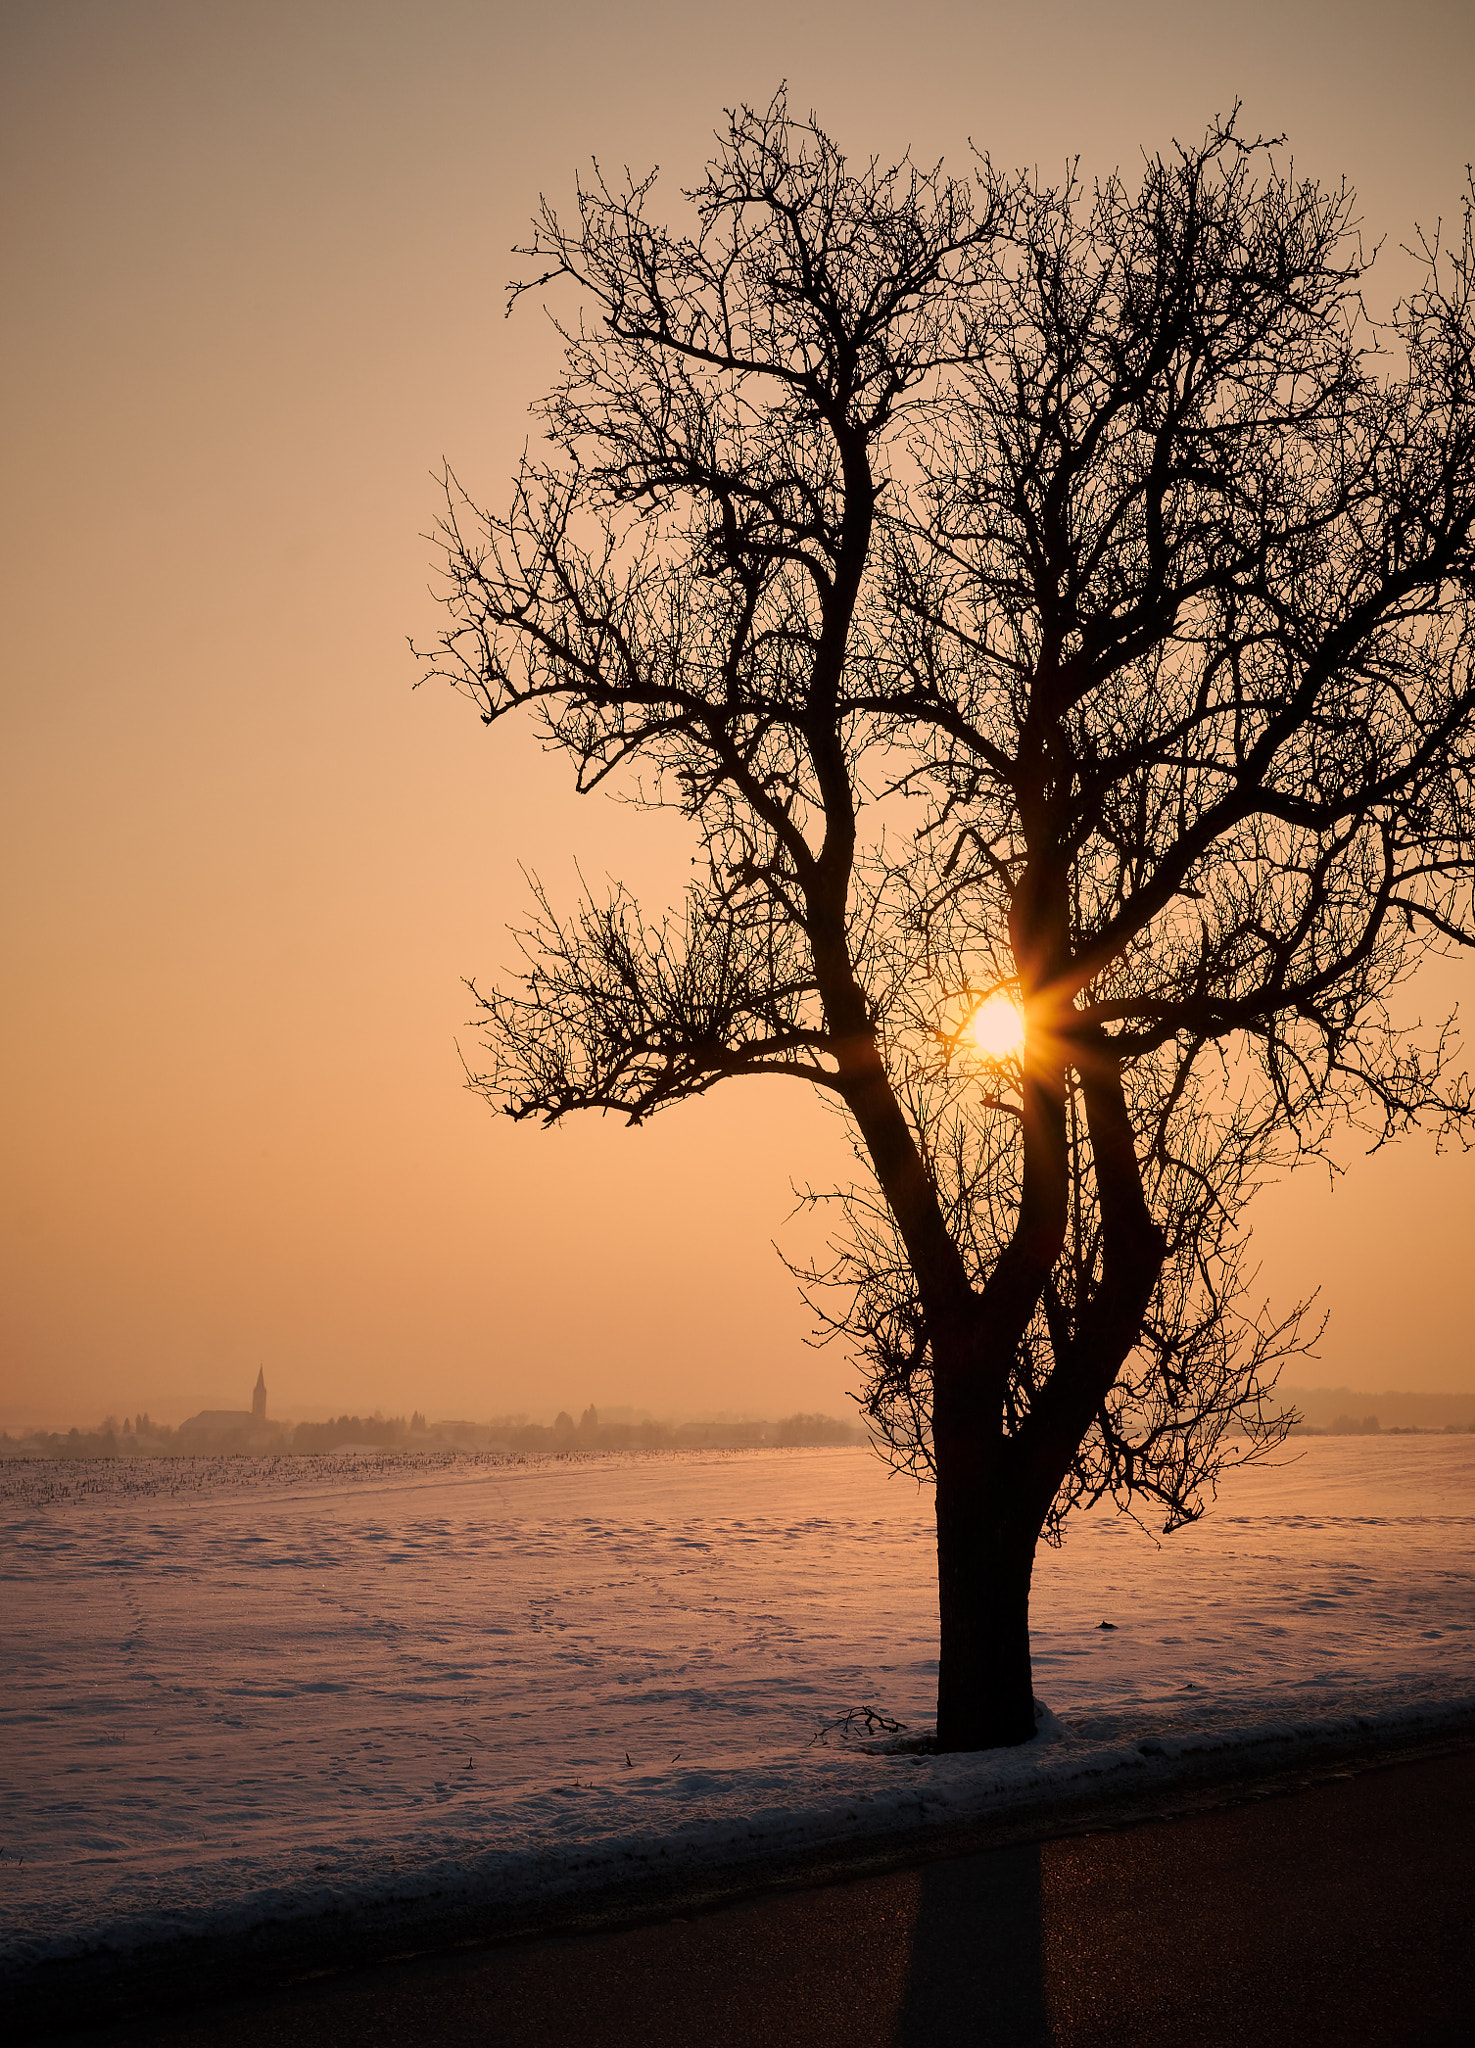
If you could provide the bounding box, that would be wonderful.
[421,95,1475,1750]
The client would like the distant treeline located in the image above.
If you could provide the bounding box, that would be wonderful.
[1280,1385,1475,1434]
[1288,1416,1475,1436]
[442,1405,862,1453]
[0,1404,864,1460]
[8,1395,1474,1459]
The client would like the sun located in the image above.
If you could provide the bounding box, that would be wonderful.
[967,991,1026,1061]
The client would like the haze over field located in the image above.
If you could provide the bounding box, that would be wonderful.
[3,0,1473,1430]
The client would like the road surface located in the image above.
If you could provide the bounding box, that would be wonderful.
[52,1743,1475,2047]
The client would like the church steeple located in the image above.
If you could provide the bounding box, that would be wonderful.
[252,1366,267,1422]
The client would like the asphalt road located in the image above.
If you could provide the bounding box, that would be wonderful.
[57,1745,1475,2048]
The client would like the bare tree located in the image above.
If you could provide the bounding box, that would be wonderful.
[420,94,1475,1749]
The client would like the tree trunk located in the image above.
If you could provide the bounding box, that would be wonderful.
[933,1444,1040,1751]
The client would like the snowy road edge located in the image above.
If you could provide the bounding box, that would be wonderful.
[10,1692,1475,2033]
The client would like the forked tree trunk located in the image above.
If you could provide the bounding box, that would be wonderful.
[930,1046,1167,1751]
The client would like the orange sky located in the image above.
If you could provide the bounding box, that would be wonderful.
[3,0,1473,1428]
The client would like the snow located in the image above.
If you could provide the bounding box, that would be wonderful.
[3,1438,1473,1977]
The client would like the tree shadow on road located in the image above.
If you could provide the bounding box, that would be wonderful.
[891,1839,1049,2047]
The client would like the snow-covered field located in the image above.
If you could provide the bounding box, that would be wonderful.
[3,1438,1473,1977]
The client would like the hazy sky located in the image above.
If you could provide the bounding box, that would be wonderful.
[4,0,1473,1428]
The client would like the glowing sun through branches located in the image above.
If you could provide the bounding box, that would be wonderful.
[967,991,1026,1062]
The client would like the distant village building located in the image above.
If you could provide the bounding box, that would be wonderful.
[179,1368,271,1442]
